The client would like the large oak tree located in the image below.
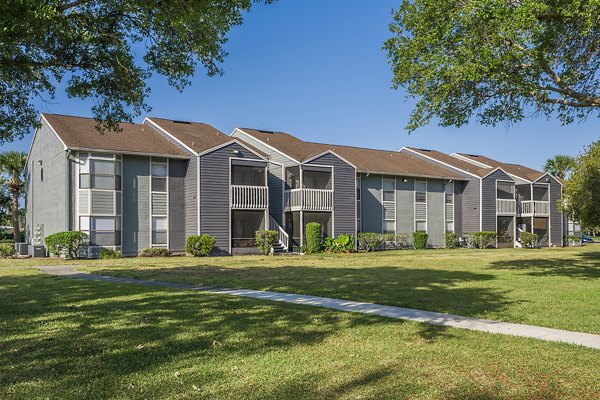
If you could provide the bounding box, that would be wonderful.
[0,0,268,144]
[385,0,600,131]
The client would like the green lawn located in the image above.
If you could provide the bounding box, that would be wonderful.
[1,266,599,399]
[28,245,599,334]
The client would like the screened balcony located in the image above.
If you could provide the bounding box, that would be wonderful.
[230,163,268,209]
[516,185,550,216]
[284,167,333,211]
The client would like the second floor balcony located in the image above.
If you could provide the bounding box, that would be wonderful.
[231,185,268,209]
[518,200,550,217]
[284,188,333,212]
[496,199,516,215]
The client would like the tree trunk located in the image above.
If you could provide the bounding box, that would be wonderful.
[11,190,20,242]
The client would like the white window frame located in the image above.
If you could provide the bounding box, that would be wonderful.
[445,181,454,233]
[382,176,396,234]
[414,179,427,232]
[150,158,169,248]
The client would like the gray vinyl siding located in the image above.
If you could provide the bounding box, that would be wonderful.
[169,159,186,253]
[24,120,69,244]
[200,142,263,255]
[232,130,297,167]
[453,182,463,236]
[306,153,355,237]
[268,162,285,226]
[396,177,414,234]
[481,170,513,232]
[427,179,445,247]
[461,178,481,234]
[543,174,563,246]
[361,174,382,233]
[122,156,151,256]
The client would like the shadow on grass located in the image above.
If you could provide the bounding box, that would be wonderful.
[92,265,514,320]
[489,251,600,279]
[0,272,412,398]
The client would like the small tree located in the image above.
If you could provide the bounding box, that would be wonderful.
[255,230,277,255]
[0,151,26,242]
[561,141,600,228]
[304,222,322,254]
[44,231,89,259]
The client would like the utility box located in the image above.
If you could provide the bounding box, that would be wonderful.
[29,245,46,258]
[15,242,29,256]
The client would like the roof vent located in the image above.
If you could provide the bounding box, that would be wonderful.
[259,129,275,134]
[418,148,431,152]
[173,120,191,124]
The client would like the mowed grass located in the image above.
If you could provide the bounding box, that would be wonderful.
[1,266,600,399]
[26,245,598,334]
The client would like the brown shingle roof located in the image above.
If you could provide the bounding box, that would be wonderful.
[405,147,493,178]
[42,113,188,158]
[148,118,267,157]
[455,153,546,182]
[238,128,466,180]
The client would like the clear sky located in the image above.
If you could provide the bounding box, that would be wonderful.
[3,0,599,170]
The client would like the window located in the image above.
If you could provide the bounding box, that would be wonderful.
[151,160,167,192]
[356,176,361,232]
[80,216,121,246]
[382,178,395,234]
[533,186,549,201]
[231,165,266,186]
[445,182,454,232]
[302,170,331,190]
[152,217,167,246]
[497,181,515,200]
[415,180,427,203]
[79,155,121,190]
[415,179,427,232]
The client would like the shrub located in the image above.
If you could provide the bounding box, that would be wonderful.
[185,235,216,257]
[444,232,458,249]
[0,239,15,244]
[567,235,582,246]
[139,247,171,257]
[98,248,121,259]
[324,234,354,253]
[394,233,412,249]
[44,231,89,259]
[519,232,539,248]
[471,231,497,248]
[305,222,322,254]
[0,243,16,258]
[255,230,277,255]
[413,232,429,250]
[358,232,383,252]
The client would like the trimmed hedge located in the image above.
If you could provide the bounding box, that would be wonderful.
[185,235,216,257]
[44,231,89,259]
[98,248,121,259]
[305,222,322,254]
[140,248,171,257]
[412,232,429,250]
[358,232,383,252]
[465,231,497,248]
[0,243,16,258]
[255,230,277,255]
[444,232,458,249]
[519,232,539,248]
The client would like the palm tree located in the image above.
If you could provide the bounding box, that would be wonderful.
[0,151,27,242]
[543,155,575,180]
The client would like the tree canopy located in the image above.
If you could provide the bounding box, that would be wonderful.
[561,141,600,227]
[0,0,269,144]
[385,0,600,131]
[543,155,575,180]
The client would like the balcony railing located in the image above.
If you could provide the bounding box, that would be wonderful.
[284,188,333,211]
[231,185,268,209]
[517,200,550,216]
[496,199,516,214]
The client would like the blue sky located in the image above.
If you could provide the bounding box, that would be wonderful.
[3,0,599,170]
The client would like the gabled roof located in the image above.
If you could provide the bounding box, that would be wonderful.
[42,113,189,158]
[237,128,466,180]
[148,118,267,158]
[403,147,492,178]
[454,153,548,182]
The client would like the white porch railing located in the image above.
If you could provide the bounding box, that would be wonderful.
[496,199,516,214]
[269,216,289,251]
[517,200,550,216]
[284,188,333,211]
[231,185,268,209]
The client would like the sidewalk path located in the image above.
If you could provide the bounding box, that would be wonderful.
[39,265,600,349]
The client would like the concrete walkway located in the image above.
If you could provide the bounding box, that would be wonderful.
[39,265,600,350]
